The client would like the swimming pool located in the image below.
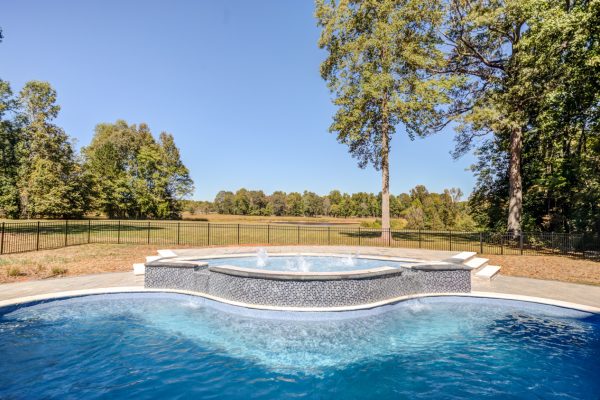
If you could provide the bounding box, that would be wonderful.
[198,253,412,272]
[1,293,598,399]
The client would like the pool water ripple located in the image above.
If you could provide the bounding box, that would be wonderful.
[1,293,599,399]
[200,255,411,272]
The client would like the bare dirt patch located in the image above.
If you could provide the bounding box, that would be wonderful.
[0,244,184,284]
[488,254,600,286]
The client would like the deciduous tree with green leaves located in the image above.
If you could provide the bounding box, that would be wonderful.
[316,0,453,239]
[0,80,22,218]
[83,120,193,219]
[17,81,89,218]
[440,0,532,235]
[449,0,600,233]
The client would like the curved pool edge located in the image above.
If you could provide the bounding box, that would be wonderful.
[2,286,599,315]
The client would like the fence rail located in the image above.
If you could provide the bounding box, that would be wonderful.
[0,220,598,258]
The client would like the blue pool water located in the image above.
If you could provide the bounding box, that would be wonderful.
[202,254,410,272]
[1,293,599,399]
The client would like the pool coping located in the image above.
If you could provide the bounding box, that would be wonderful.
[1,286,599,314]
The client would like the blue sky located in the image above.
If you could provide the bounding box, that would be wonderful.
[2,0,476,201]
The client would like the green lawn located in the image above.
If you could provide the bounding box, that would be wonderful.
[0,220,559,256]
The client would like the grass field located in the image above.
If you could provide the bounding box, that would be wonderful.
[179,213,377,225]
[0,219,554,256]
[0,217,597,260]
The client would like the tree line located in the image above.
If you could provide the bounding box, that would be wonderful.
[183,185,476,230]
[316,0,599,234]
[0,79,193,219]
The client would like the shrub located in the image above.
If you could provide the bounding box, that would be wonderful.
[7,267,24,277]
[50,266,68,276]
[360,218,408,230]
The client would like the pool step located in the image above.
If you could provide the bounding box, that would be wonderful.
[157,249,177,258]
[134,252,175,275]
[474,265,501,280]
[448,251,477,264]
[464,257,489,270]
[133,263,145,275]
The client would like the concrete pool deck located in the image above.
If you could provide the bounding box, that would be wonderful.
[0,246,599,310]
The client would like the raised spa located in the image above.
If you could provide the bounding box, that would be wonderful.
[144,251,472,309]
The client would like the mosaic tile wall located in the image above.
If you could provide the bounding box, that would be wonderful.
[145,262,470,308]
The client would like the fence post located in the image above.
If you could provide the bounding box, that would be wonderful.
[359,227,362,246]
[88,220,91,244]
[117,220,121,244]
[479,232,483,254]
[328,226,331,245]
[388,228,391,247]
[418,229,422,248]
[551,232,555,254]
[64,220,68,247]
[207,223,211,246]
[449,230,452,251]
[520,232,524,255]
[267,225,270,244]
[147,221,151,244]
[0,222,4,255]
[177,222,180,245]
[36,221,40,251]
[501,234,504,255]
[0,222,4,254]
[237,224,240,245]
[297,226,300,244]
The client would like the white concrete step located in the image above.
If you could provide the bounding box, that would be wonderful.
[157,249,177,258]
[464,257,489,270]
[475,265,501,280]
[146,255,162,263]
[449,251,477,264]
[133,263,145,275]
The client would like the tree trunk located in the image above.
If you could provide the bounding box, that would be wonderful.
[381,125,391,241]
[507,125,523,235]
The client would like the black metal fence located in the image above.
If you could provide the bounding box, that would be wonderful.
[0,220,599,258]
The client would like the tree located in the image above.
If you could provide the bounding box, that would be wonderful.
[455,0,600,233]
[0,80,21,217]
[316,0,452,238]
[269,191,287,216]
[441,0,536,234]
[516,0,600,232]
[83,122,134,217]
[233,188,250,215]
[156,132,194,218]
[302,191,324,216]
[84,120,193,219]
[18,81,89,218]
[286,192,304,216]
[327,190,342,207]
[248,190,268,215]
[214,191,235,214]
